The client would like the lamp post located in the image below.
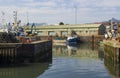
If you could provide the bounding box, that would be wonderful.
[75,6,77,24]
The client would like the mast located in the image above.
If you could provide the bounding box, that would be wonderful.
[1,11,8,32]
[2,11,5,24]
[13,11,17,27]
[1,11,5,29]
[111,18,113,30]
[27,11,29,23]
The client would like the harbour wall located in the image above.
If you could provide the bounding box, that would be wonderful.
[102,40,120,77]
[39,35,104,43]
[0,40,52,65]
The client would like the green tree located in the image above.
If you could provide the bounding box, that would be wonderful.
[59,22,64,25]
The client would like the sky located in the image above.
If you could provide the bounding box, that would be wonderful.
[0,0,120,25]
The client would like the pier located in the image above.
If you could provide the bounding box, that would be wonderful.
[0,40,52,65]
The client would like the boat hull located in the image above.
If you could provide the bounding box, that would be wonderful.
[66,38,78,45]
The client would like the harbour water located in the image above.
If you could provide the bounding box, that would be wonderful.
[0,43,119,78]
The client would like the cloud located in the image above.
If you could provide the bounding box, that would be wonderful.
[22,1,56,8]
[19,0,34,2]
[0,0,120,24]
[99,0,120,7]
[72,0,120,8]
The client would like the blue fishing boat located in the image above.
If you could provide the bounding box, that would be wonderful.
[66,36,78,45]
[66,30,80,45]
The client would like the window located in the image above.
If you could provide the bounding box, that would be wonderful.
[48,31,54,36]
[61,31,67,36]
[38,31,42,36]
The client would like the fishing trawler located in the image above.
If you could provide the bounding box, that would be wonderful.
[66,36,78,44]
[66,30,79,45]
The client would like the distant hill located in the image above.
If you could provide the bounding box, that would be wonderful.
[35,23,47,26]
[108,18,120,23]
[93,18,120,25]
[26,23,47,26]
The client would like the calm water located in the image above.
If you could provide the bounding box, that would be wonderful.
[0,43,119,78]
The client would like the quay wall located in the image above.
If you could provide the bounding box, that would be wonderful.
[79,35,104,42]
[39,35,104,43]
[102,40,120,77]
[0,40,52,64]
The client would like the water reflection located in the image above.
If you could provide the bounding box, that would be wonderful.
[67,45,77,56]
[38,43,110,78]
[0,43,117,78]
[98,46,104,61]
[53,43,103,59]
[104,48,120,78]
[0,47,52,78]
[0,63,51,78]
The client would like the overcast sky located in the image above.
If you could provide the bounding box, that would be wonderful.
[0,0,120,24]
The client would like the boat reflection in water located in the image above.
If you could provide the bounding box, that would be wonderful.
[53,42,103,59]
[67,44,77,56]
